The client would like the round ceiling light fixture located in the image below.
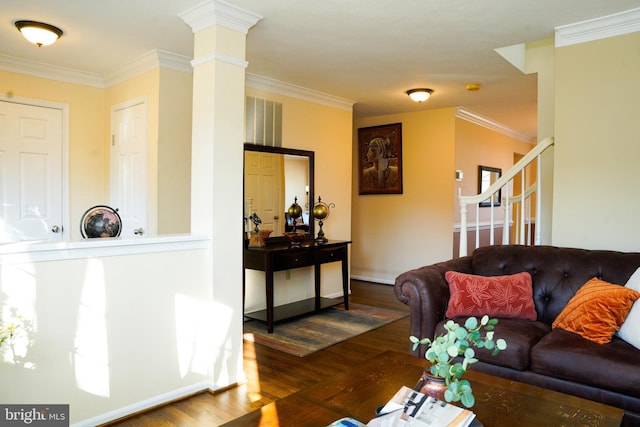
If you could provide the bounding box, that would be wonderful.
[406,88,434,103]
[15,20,63,47]
[465,83,481,91]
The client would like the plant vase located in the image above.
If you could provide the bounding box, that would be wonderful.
[418,371,447,402]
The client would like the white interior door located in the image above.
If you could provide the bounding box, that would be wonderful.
[244,151,284,236]
[110,99,148,237]
[0,100,64,242]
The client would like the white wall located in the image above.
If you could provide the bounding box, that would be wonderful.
[0,237,217,426]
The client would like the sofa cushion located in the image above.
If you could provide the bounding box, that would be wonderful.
[445,271,537,320]
[552,277,640,344]
[531,328,640,398]
[436,317,549,371]
[619,267,640,349]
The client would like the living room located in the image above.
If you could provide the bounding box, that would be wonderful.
[1,1,639,425]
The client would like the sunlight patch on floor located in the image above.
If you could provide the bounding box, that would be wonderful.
[242,332,264,403]
[259,402,279,426]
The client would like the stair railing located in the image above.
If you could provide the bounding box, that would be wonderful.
[458,136,554,257]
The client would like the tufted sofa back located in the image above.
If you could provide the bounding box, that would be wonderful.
[469,245,640,326]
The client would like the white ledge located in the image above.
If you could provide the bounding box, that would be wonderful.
[0,234,210,265]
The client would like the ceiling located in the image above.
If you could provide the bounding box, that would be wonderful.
[2,0,639,142]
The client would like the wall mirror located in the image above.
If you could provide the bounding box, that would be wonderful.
[478,165,502,207]
[244,143,314,239]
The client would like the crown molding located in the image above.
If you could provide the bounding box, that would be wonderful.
[0,53,105,88]
[555,7,640,47]
[104,50,192,87]
[179,0,262,34]
[246,73,355,112]
[0,50,192,89]
[456,107,534,144]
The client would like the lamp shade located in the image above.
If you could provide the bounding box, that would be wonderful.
[406,88,433,103]
[15,20,63,47]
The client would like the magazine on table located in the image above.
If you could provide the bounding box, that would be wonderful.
[365,386,476,427]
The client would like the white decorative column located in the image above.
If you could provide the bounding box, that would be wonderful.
[180,0,262,389]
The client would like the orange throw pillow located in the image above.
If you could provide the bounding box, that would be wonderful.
[553,277,640,344]
[445,271,537,320]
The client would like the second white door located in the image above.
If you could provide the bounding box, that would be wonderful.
[110,99,148,237]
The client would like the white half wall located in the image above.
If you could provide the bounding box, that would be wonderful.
[0,236,232,426]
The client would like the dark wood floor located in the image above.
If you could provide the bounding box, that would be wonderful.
[104,280,414,426]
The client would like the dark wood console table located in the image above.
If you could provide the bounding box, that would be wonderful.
[243,239,351,333]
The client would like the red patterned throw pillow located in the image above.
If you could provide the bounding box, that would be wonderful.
[445,271,537,320]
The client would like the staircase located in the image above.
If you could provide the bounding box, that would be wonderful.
[458,136,555,257]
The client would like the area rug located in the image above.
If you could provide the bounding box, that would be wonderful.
[243,303,408,357]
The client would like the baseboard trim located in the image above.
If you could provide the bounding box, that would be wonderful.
[351,275,395,285]
[72,381,215,427]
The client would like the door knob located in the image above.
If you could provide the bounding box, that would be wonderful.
[51,225,62,233]
[134,228,144,235]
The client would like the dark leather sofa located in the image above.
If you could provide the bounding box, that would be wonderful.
[394,245,640,426]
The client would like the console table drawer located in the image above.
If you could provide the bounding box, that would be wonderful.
[315,246,346,264]
[272,251,314,270]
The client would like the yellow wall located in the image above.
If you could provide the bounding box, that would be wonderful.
[553,31,640,250]
[244,88,353,310]
[352,108,456,283]
[1,71,106,239]
[158,69,193,234]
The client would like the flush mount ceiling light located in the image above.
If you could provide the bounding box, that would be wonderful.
[15,20,63,47]
[406,88,433,103]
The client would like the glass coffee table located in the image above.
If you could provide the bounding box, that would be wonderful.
[222,350,623,426]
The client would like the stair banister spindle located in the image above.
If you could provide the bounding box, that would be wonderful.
[526,196,532,246]
[503,182,510,245]
[520,168,526,245]
[475,203,480,250]
[488,193,493,246]
[459,189,468,257]
[535,152,542,245]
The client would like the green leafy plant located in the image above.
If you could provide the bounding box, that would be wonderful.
[0,315,23,350]
[410,315,507,408]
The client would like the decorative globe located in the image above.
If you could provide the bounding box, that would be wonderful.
[311,196,335,244]
[287,197,302,220]
[312,203,329,220]
[81,205,122,238]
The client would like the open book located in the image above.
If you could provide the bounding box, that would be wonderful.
[366,386,476,427]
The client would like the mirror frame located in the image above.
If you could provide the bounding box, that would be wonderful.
[243,143,315,240]
[477,165,502,207]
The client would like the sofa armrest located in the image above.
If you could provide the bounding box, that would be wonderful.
[394,256,473,356]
